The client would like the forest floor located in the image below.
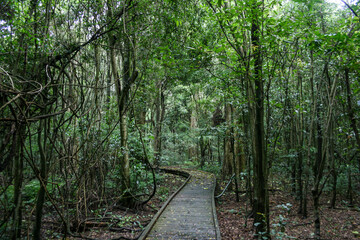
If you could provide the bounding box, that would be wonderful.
[40,172,359,239]
[216,187,360,239]
[42,172,186,239]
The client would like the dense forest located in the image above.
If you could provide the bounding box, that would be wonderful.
[0,0,359,239]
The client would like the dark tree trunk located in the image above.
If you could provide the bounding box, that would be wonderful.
[296,70,304,214]
[222,102,233,178]
[344,68,360,171]
[154,79,166,166]
[251,1,269,236]
[32,119,48,240]
[12,125,24,240]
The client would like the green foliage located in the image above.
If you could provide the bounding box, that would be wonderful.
[158,186,170,201]
[0,184,14,210]
[201,162,221,175]
[23,179,40,204]
[336,165,360,195]
[271,203,295,239]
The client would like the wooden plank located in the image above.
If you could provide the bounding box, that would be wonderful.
[138,167,221,240]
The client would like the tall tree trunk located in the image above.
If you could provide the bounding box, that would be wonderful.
[347,166,353,206]
[329,119,337,209]
[344,68,360,171]
[217,135,222,166]
[312,64,337,239]
[312,107,323,239]
[222,102,233,178]
[233,106,244,201]
[251,1,269,236]
[303,49,315,219]
[94,43,101,114]
[119,34,131,198]
[154,79,166,166]
[200,135,207,168]
[32,119,48,240]
[189,102,198,162]
[296,70,304,214]
[12,125,24,240]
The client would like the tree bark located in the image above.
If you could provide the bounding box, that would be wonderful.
[344,68,360,171]
[12,125,24,240]
[154,79,166,166]
[250,1,269,236]
[189,101,198,162]
[222,102,233,178]
[296,70,304,214]
[312,63,337,239]
[32,119,48,240]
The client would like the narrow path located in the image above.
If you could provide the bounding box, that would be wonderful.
[139,167,221,240]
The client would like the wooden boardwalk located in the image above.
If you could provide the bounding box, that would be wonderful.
[139,167,221,240]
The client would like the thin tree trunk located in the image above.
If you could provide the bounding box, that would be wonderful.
[154,79,166,165]
[233,106,242,201]
[189,104,198,162]
[200,135,206,168]
[94,43,101,113]
[312,113,323,239]
[297,70,304,214]
[251,1,269,236]
[330,120,337,209]
[312,63,337,239]
[347,166,353,206]
[217,135,222,166]
[12,126,24,240]
[119,33,131,197]
[222,102,233,178]
[344,68,360,171]
[303,49,316,219]
[32,119,48,240]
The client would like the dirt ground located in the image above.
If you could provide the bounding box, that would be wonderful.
[216,190,360,239]
[40,172,185,239]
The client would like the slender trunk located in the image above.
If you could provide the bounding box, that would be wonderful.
[329,96,336,209]
[243,80,254,207]
[32,119,48,240]
[330,131,337,209]
[313,193,321,238]
[312,111,323,239]
[344,68,360,171]
[120,34,131,195]
[94,43,101,113]
[12,125,24,240]
[330,169,337,208]
[222,102,233,178]
[297,70,304,214]
[251,1,269,236]
[290,127,296,195]
[238,114,246,174]
[154,79,166,165]
[189,105,198,162]
[347,167,353,206]
[312,63,337,239]
[200,135,206,168]
[233,106,242,201]
[106,51,112,113]
[217,135,221,166]
[303,49,315,219]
